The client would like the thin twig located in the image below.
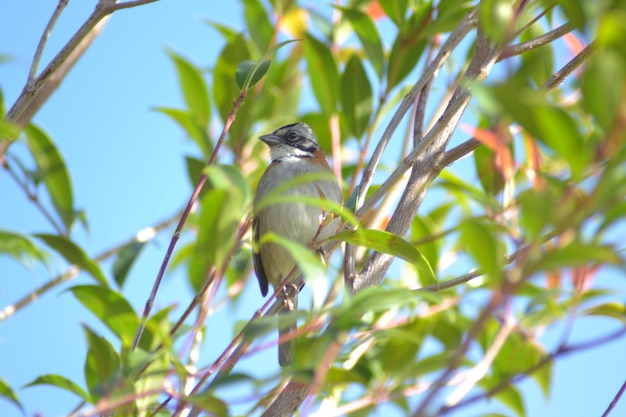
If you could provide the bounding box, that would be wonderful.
[602,379,626,417]
[28,0,69,82]
[498,23,572,61]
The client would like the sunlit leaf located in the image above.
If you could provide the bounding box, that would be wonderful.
[25,124,75,232]
[153,107,212,158]
[70,285,139,347]
[0,229,48,268]
[340,7,384,78]
[583,302,626,323]
[340,54,373,139]
[458,218,504,282]
[24,374,91,403]
[83,325,122,400]
[305,34,339,116]
[242,0,273,53]
[34,234,107,285]
[0,378,22,412]
[166,50,211,128]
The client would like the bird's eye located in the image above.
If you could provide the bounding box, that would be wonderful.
[287,131,299,141]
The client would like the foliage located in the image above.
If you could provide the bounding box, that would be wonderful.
[1,1,625,417]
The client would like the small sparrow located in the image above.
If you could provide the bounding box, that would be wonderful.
[253,122,342,366]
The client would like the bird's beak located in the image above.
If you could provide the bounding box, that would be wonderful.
[259,133,281,146]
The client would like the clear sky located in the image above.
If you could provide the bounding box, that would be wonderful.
[1,2,624,417]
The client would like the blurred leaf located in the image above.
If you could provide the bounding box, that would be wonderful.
[479,0,515,45]
[432,0,474,33]
[458,218,504,282]
[112,241,146,288]
[340,7,384,78]
[24,374,91,403]
[0,118,20,141]
[83,325,122,400]
[154,107,212,158]
[581,50,626,132]
[259,232,326,308]
[70,285,139,348]
[166,50,211,128]
[341,54,373,139]
[235,59,271,89]
[0,229,47,268]
[583,302,626,323]
[242,0,273,53]
[533,358,552,400]
[305,34,339,116]
[25,124,75,232]
[34,234,107,285]
[187,391,228,417]
[214,34,250,122]
[184,155,206,190]
[474,144,506,196]
[538,243,621,272]
[0,378,22,412]
[520,24,555,86]
[379,0,408,26]
[188,165,249,291]
[386,5,431,93]
[493,385,525,417]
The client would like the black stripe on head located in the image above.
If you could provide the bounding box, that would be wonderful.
[275,123,320,155]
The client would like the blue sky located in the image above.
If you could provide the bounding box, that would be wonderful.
[1,2,625,417]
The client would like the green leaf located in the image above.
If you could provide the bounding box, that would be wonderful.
[70,285,139,347]
[184,155,207,190]
[386,6,430,93]
[188,165,250,292]
[83,325,122,400]
[458,218,504,282]
[242,0,273,53]
[259,232,327,308]
[581,51,626,132]
[340,7,384,78]
[305,34,339,116]
[154,107,212,158]
[0,229,48,268]
[24,374,91,403]
[474,144,506,196]
[166,50,211,128]
[379,0,408,26]
[331,228,430,268]
[112,241,146,288]
[0,378,22,412]
[340,54,373,139]
[235,59,271,89]
[214,34,250,122]
[34,234,107,285]
[539,243,621,272]
[583,302,626,323]
[25,124,75,232]
[187,391,228,417]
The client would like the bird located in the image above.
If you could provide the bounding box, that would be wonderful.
[253,122,342,366]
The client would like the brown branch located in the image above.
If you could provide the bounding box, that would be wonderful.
[1,0,160,159]
[498,23,572,61]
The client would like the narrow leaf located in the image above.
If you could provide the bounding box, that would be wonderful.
[83,325,122,400]
[25,124,75,232]
[305,34,339,116]
[166,50,211,128]
[24,374,91,403]
[0,378,22,412]
[0,229,48,268]
[340,54,373,138]
[34,234,107,285]
[112,241,146,288]
[340,7,384,78]
[70,285,139,347]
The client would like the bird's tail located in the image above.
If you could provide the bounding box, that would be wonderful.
[278,292,297,367]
